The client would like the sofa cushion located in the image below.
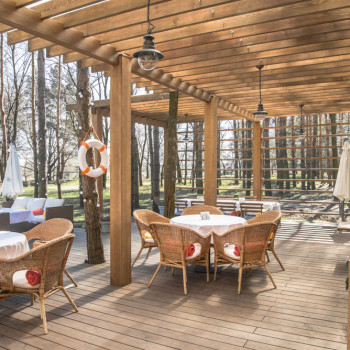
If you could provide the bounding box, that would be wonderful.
[11,197,29,209]
[32,215,45,224]
[26,198,46,211]
[44,198,65,211]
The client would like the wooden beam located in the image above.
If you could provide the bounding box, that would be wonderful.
[204,96,218,207]
[253,121,262,200]
[0,0,118,65]
[130,58,254,120]
[110,55,131,286]
[7,0,171,44]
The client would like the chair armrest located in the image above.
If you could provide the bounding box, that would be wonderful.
[2,200,13,208]
[46,205,74,223]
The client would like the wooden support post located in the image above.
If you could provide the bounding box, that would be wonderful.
[110,55,131,286]
[92,108,104,213]
[204,96,217,206]
[253,121,262,201]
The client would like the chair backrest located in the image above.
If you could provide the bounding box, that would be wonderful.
[217,201,236,214]
[239,202,264,217]
[40,234,75,291]
[133,209,170,239]
[150,222,210,262]
[246,210,282,226]
[24,218,73,242]
[174,199,188,211]
[46,204,74,223]
[181,204,223,216]
[213,222,276,264]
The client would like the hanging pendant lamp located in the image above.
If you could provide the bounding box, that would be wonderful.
[254,64,268,125]
[133,0,163,71]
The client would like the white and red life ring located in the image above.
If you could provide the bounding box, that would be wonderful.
[78,139,109,177]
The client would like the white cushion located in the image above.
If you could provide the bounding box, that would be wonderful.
[144,238,154,243]
[339,222,350,230]
[13,270,40,289]
[26,198,46,211]
[32,215,45,223]
[224,243,240,260]
[185,242,201,260]
[44,198,65,211]
[11,197,29,209]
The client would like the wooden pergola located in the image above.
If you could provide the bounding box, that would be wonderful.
[2,0,350,287]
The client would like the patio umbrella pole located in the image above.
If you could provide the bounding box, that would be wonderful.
[339,199,345,222]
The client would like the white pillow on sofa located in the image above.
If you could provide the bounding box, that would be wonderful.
[44,198,65,211]
[26,198,46,210]
[11,197,29,209]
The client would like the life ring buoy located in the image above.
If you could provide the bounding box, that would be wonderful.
[78,139,109,177]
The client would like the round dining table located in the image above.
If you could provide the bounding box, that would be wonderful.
[170,214,247,237]
[0,231,29,259]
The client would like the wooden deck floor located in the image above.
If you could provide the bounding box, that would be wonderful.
[0,221,348,349]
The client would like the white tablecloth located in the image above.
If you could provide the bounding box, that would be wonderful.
[0,208,36,224]
[0,231,29,259]
[170,215,247,237]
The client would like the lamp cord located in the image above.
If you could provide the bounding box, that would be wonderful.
[259,67,262,104]
[147,0,155,34]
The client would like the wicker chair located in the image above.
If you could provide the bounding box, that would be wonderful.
[0,234,78,334]
[148,222,211,295]
[247,210,284,270]
[181,204,223,216]
[132,209,170,267]
[23,219,77,287]
[213,222,277,294]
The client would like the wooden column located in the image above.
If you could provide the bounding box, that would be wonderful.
[204,96,218,206]
[253,121,262,201]
[92,108,104,213]
[110,55,131,286]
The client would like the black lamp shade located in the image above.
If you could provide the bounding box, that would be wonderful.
[133,34,163,71]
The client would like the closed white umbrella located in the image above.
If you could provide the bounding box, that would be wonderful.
[1,143,24,199]
[333,140,350,221]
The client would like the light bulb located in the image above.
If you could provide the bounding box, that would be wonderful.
[137,52,159,71]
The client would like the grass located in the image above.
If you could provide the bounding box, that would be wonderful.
[1,177,341,227]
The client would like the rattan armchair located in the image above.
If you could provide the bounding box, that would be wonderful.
[247,210,284,270]
[23,218,77,286]
[132,209,170,267]
[213,222,277,294]
[0,234,78,334]
[181,204,223,216]
[149,222,211,295]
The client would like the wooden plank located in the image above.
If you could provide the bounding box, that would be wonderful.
[253,121,262,200]
[204,96,218,206]
[0,0,118,65]
[109,55,131,286]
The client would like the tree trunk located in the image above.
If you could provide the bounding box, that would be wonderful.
[153,126,160,212]
[37,49,47,198]
[31,52,39,197]
[56,56,62,198]
[330,113,339,179]
[0,33,6,180]
[76,62,105,264]
[263,118,272,196]
[164,91,178,218]
[194,122,204,195]
[131,122,139,212]
[176,148,182,184]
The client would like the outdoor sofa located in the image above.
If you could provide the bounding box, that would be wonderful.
[0,197,73,232]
